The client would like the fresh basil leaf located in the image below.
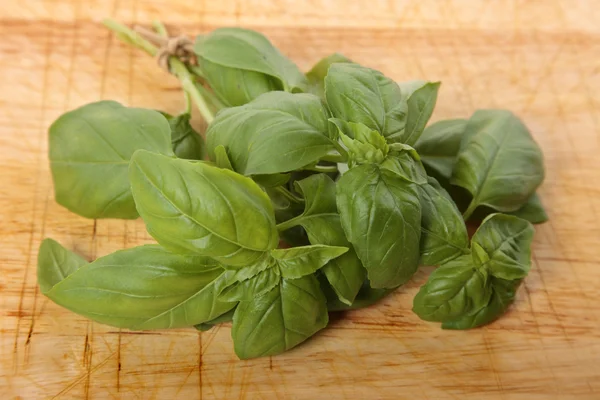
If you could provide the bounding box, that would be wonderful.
[320,277,395,312]
[194,28,308,94]
[271,245,348,279]
[451,110,545,218]
[42,243,235,329]
[213,145,233,170]
[329,118,388,165]
[163,113,205,160]
[400,82,441,145]
[37,238,88,294]
[206,92,335,175]
[507,193,548,224]
[253,173,291,188]
[325,64,406,140]
[129,151,278,266]
[380,151,428,185]
[471,213,535,280]
[219,266,281,301]
[412,255,492,322]
[418,177,469,266]
[49,101,173,219]
[194,307,236,331]
[414,118,467,180]
[232,275,328,359]
[306,53,353,98]
[336,164,422,288]
[441,278,521,330]
[286,174,366,304]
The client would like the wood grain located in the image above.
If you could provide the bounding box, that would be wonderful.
[1,0,599,398]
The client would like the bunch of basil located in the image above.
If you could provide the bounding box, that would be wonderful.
[38,24,546,359]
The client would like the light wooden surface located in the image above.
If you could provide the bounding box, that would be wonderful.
[2,1,600,398]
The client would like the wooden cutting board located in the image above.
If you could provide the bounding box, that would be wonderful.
[2,1,599,398]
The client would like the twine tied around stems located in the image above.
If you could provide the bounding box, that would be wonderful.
[133,25,195,72]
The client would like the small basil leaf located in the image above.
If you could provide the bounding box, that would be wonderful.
[414,118,467,180]
[214,145,233,170]
[164,113,205,160]
[306,53,353,98]
[194,307,236,331]
[219,266,281,301]
[325,64,404,139]
[451,110,545,217]
[129,151,278,266]
[232,275,328,359]
[400,82,441,145]
[507,193,548,224]
[412,255,492,322]
[49,101,173,219]
[380,151,427,185]
[290,174,366,304]
[441,278,521,330]
[37,238,88,294]
[271,245,348,279]
[336,164,422,288]
[253,173,291,188]
[207,92,335,175]
[418,177,469,266]
[320,276,395,312]
[42,244,235,329]
[471,213,535,280]
[194,28,308,94]
[329,118,388,165]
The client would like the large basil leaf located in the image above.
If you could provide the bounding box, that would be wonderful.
[325,63,404,139]
[129,151,278,266]
[451,110,545,217]
[40,243,235,330]
[418,177,469,266]
[206,92,335,175]
[232,275,328,359]
[471,213,535,280]
[286,174,367,305]
[412,255,491,322]
[37,238,88,294]
[336,164,422,288]
[194,28,308,94]
[271,245,348,279]
[320,277,395,312]
[163,113,205,160]
[442,278,521,330]
[306,53,352,98]
[414,118,467,180]
[400,82,441,145]
[49,101,173,219]
[219,266,281,301]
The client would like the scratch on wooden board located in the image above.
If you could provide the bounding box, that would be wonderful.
[198,333,203,400]
[116,330,122,392]
[481,331,506,399]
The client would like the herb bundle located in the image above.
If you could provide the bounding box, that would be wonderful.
[38,20,547,359]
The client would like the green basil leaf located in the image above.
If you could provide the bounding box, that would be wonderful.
[42,244,235,330]
[194,307,236,331]
[507,193,548,224]
[320,277,395,312]
[325,64,404,139]
[232,275,328,359]
[336,164,422,288]
[287,174,366,304]
[329,118,388,165]
[49,101,173,219]
[412,255,492,322]
[194,28,308,94]
[219,266,281,301]
[380,151,428,185]
[414,118,467,180]
[207,92,335,175]
[272,245,348,279]
[471,213,535,280]
[400,82,441,145]
[213,145,234,170]
[306,53,353,98]
[418,177,469,266]
[252,173,291,188]
[441,278,521,330]
[129,151,278,266]
[37,238,88,294]
[163,113,205,160]
[451,110,545,217]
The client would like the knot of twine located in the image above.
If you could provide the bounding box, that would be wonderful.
[134,25,196,72]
